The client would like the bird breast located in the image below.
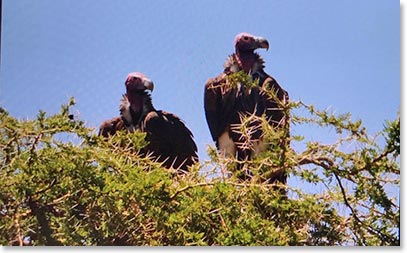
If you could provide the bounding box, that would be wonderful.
[218,128,237,157]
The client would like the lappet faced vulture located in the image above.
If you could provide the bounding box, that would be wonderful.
[204,32,289,182]
[100,72,198,172]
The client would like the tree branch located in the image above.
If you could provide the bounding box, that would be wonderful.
[13,210,23,246]
[333,171,398,245]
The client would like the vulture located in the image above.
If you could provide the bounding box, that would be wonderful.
[204,32,289,182]
[100,72,198,172]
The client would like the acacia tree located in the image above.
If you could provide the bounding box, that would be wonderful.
[0,79,400,246]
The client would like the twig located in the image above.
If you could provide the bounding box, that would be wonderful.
[13,211,23,246]
[32,178,57,197]
[170,182,217,199]
[170,181,251,200]
[27,132,43,167]
[219,213,229,233]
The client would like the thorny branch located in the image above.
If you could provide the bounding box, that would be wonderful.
[27,133,43,167]
[298,151,399,245]
[13,210,23,246]
[333,171,398,245]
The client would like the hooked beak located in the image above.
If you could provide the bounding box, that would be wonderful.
[125,78,154,92]
[255,36,269,51]
[143,78,154,92]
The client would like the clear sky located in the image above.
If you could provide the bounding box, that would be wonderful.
[0,0,400,163]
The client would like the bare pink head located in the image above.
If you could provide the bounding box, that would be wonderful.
[125,72,154,93]
[124,72,154,114]
[234,32,269,53]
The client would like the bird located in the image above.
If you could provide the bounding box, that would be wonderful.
[100,72,198,172]
[204,32,289,182]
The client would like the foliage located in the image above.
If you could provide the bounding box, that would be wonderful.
[227,71,260,89]
[0,91,400,246]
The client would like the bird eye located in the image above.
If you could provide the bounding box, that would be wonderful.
[243,36,249,40]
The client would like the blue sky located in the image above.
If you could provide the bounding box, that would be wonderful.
[0,0,400,163]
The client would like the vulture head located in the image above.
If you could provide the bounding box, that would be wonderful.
[125,72,154,93]
[234,32,269,54]
[231,33,269,74]
[124,72,154,116]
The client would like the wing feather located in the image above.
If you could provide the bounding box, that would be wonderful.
[99,116,125,137]
[204,74,238,145]
[142,110,198,170]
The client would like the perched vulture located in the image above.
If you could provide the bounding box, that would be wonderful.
[204,32,289,182]
[100,72,198,172]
